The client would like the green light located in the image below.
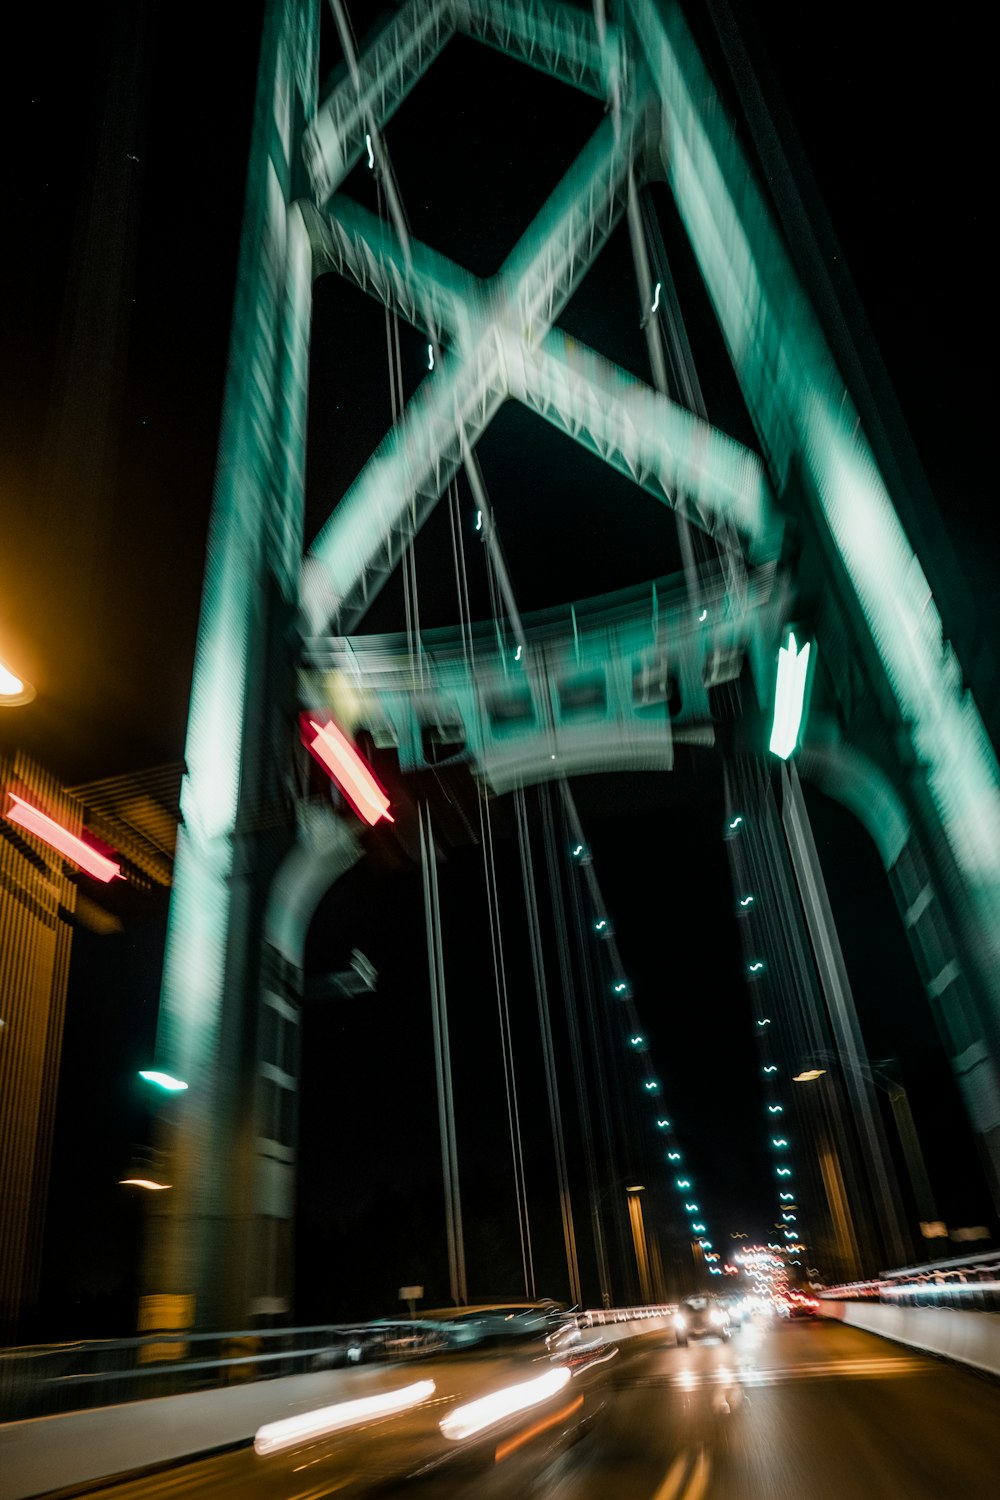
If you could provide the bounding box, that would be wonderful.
[139,1070,188,1093]
[769,631,813,759]
[657,1119,671,1130]
[768,1104,783,1114]
[630,1034,645,1047]
[676,1178,691,1188]
[739,895,754,908]
[748,961,765,973]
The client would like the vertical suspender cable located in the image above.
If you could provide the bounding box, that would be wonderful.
[514,787,582,1308]
[452,486,534,1294]
[448,479,535,1297]
[540,782,612,1307]
[480,787,536,1299]
[419,802,467,1305]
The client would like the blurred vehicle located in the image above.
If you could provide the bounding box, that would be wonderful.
[784,1293,820,1320]
[310,1331,367,1369]
[435,1303,557,1348]
[673,1295,731,1345]
[719,1294,748,1326]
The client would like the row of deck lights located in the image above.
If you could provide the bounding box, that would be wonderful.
[728,813,805,1262]
[573,843,723,1274]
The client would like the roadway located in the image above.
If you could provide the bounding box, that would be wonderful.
[30,1318,1000,1499]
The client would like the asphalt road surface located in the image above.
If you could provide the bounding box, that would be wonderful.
[57,1318,1000,1499]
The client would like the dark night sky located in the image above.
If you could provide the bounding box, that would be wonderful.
[2,2,995,1330]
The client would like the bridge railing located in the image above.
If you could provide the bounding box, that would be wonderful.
[0,1304,675,1424]
[818,1248,1000,1312]
[0,1320,431,1424]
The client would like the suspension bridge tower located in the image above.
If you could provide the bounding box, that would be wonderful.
[143,0,1000,1331]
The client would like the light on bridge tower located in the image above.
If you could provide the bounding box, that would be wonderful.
[302,717,394,826]
[769,630,813,760]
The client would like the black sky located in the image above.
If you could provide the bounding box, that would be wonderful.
[3,2,995,1330]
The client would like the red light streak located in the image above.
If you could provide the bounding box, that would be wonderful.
[5,793,122,882]
[303,718,394,826]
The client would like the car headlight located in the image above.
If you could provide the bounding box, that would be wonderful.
[673,1314,687,1330]
[709,1307,724,1326]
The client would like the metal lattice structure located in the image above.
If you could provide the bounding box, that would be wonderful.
[145,0,1000,1328]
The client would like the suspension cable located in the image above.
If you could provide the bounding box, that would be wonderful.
[419,800,467,1304]
[540,782,612,1306]
[514,785,582,1308]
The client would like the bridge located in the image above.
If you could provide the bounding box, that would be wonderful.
[138,0,1000,1333]
[3,0,999,1495]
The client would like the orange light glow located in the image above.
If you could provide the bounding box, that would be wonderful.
[494,1396,584,1463]
[303,717,394,826]
[5,793,122,882]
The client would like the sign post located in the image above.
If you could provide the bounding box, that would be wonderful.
[399,1285,424,1320]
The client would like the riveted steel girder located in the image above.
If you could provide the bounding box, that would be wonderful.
[304,0,453,203]
[455,0,626,101]
[303,103,778,633]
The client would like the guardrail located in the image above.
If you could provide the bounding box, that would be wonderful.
[0,1321,431,1423]
[0,1304,676,1424]
[818,1249,1000,1312]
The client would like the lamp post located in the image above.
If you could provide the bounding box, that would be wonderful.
[625,1186,653,1304]
[795,1052,935,1263]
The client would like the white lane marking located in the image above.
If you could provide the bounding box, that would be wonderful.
[658,1356,928,1390]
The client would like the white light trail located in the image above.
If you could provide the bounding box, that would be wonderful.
[439,1367,571,1441]
[254,1379,436,1456]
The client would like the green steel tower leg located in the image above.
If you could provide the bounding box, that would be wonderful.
[143,0,319,1332]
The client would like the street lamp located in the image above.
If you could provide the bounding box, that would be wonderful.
[0,653,35,707]
[796,1052,939,1252]
[625,1186,653,1304]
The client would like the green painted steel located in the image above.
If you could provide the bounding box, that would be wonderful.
[149,0,1000,1325]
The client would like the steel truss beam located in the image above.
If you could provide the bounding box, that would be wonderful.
[455,0,625,100]
[304,0,626,205]
[304,0,453,203]
[303,104,777,633]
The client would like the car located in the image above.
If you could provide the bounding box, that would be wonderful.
[719,1294,748,1326]
[434,1304,556,1348]
[310,1330,367,1368]
[672,1294,731,1346]
[785,1294,820,1319]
